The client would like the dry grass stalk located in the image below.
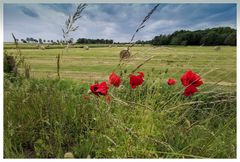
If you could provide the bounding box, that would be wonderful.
[62,4,87,49]
[56,4,87,79]
[12,33,24,67]
[56,54,60,79]
[24,63,31,79]
[127,4,159,51]
[131,56,154,73]
[119,4,159,65]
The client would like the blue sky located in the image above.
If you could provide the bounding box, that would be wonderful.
[4,3,236,42]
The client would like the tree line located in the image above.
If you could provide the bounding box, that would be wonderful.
[76,38,113,44]
[17,37,114,44]
[18,37,68,44]
[13,27,236,46]
[149,27,236,46]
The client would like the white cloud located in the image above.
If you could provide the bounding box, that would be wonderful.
[4,3,236,42]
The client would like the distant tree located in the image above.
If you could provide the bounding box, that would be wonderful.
[151,27,236,46]
[76,38,115,44]
[68,38,74,44]
[224,33,236,46]
[21,39,27,43]
[170,37,181,45]
[26,37,30,43]
[39,38,43,44]
[200,31,218,46]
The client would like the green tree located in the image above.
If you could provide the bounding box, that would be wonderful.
[224,33,236,46]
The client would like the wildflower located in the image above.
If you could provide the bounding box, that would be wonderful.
[167,78,176,85]
[181,70,203,96]
[130,72,144,89]
[138,71,144,77]
[181,70,203,87]
[183,85,198,96]
[90,82,108,96]
[108,72,121,87]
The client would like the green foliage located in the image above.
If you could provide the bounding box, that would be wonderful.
[76,38,114,44]
[2,46,236,84]
[4,75,236,158]
[152,35,170,45]
[3,45,236,158]
[4,51,12,73]
[151,27,236,46]
[4,50,18,76]
[224,33,236,46]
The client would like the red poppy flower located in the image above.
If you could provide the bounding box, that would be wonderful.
[183,85,198,97]
[108,72,121,87]
[181,70,203,87]
[138,72,144,77]
[90,81,108,96]
[130,73,144,89]
[167,78,176,85]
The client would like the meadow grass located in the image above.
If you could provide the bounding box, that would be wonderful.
[4,45,236,158]
[5,45,236,84]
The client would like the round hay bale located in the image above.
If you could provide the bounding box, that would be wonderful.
[214,46,221,51]
[84,45,89,50]
[40,45,45,50]
[119,49,130,60]
[109,45,112,48]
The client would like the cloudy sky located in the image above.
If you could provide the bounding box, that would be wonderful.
[4,3,236,42]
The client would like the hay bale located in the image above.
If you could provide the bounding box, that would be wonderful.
[120,49,130,60]
[214,46,221,51]
[109,45,112,48]
[84,45,89,50]
[40,45,45,50]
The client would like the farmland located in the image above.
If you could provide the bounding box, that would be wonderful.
[4,44,236,85]
[4,44,236,158]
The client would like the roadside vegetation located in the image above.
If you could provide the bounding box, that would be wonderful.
[3,3,236,158]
